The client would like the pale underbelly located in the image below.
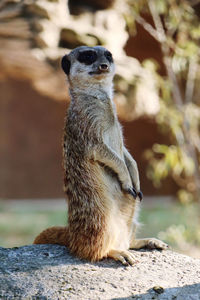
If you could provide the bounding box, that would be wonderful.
[100,165,136,251]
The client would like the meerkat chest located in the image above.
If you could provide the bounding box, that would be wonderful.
[103,122,124,157]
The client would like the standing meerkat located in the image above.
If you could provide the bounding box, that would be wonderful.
[34,46,168,265]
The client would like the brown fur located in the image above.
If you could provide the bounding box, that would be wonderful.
[34,46,168,265]
[34,226,69,246]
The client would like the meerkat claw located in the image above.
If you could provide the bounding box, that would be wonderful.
[127,187,137,199]
[138,191,143,201]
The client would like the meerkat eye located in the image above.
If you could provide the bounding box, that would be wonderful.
[77,50,97,65]
[104,51,113,63]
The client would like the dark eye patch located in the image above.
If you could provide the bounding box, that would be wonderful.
[104,51,113,63]
[77,50,97,65]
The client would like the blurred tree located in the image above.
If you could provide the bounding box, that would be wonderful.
[126,0,200,203]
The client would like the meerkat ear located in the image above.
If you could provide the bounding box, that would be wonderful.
[61,55,71,75]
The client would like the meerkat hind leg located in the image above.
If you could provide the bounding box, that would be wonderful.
[130,237,169,250]
[107,249,137,266]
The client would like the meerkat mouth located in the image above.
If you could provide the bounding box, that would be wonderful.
[89,70,109,75]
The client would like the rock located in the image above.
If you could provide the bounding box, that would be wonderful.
[0,245,200,299]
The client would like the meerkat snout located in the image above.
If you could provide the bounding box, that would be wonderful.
[99,63,109,72]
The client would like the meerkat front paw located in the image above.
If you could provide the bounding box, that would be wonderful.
[128,188,143,201]
[122,182,137,199]
[145,238,169,250]
[127,187,137,199]
[123,184,143,201]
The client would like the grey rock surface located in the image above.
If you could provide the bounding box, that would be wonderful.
[0,245,200,300]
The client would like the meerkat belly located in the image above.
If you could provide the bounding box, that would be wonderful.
[89,125,133,252]
[100,164,133,251]
[101,126,134,251]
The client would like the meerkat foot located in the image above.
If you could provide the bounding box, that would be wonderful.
[130,238,169,250]
[145,238,169,250]
[107,249,137,266]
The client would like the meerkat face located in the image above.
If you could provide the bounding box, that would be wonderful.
[61,46,115,88]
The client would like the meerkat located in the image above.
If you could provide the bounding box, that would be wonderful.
[34,46,168,265]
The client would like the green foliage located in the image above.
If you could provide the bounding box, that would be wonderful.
[145,144,195,187]
[127,0,200,202]
[154,0,168,15]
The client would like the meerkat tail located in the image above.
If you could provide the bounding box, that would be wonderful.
[33,226,69,246]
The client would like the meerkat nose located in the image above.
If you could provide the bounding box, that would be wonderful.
[99,64,109,72]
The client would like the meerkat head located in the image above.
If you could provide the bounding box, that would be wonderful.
[61,46,115,94]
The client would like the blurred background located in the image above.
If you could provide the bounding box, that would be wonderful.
[0,0,200,258]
